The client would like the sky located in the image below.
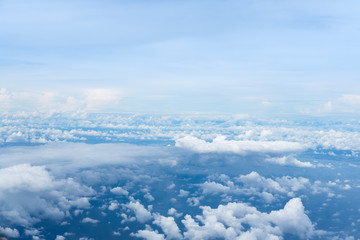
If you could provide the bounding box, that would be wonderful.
[1,2,360,240]
[1,0,360,115]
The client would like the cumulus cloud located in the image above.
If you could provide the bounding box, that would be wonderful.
[175,135,305,155]
[153,214,183,240]
[235,171,311,199]
[0,226,20,238]
[124,200,153,223]
[178,190,189,197]
[266,198,316,239]
[201,181,230,195]
[133,198,322,240]
[110,186,129,196]
[181,198,319,240]
[81,217,99,224]
[265,155,313,168]
[198,171,321,203]
[54,235,65,240]
[132,228,165,240]
[108,201,120,211]
[167,208,183,218]
[0,164,94,226]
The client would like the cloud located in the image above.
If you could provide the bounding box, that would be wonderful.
[0,164,94,226]
[84,89,122,112]
[200,181,230,195]
[198,171,325,203]
[135,197,324,240]
[0,143,171,172]
[144,192,155,202]
[132,227,165,240]
[0,88,122,113]
[178,190,189,197]
[167,208,183,218]
[5,132,27,143]
[124,200,153,223]
[110,186,129,196]
[235,171,312,198]
[108,201,120,211]
[54,235,65,240]
[181,198,320,240]
[266,198,316,239]
[175,135,305,155]
[153,214,183,240]
[1,112,360,152]
[0,226,20,238]
[264,155,313,168]
[319,94,360,114]
[81,217,99,224]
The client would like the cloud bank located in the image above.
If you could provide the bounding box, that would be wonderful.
[175,135,305,155]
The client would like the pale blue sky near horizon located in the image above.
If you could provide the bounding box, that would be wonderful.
[1,0,360,115]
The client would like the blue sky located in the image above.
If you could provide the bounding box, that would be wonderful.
[1,0,360,114]
[1,2,360,239]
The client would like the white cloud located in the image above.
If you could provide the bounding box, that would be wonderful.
[24,228,40,236]
[175,135,305,155]
[153,214,183,240]
[132,229,165,240]
[181,198,321,240]
[167,208,183,218]
[84,88,122,112]
[108,201,120,211]
[81,217,99,224]
[144,192,155,202]
[70,198,91,209]
[0,226,20,238]
[54,235,65,240]
[0,164,94,226]
[201,181,230,195]
[199,171,321,203]
[235,171,313,199]
[167,184,175,190]
[265,155,313,168]
[124,201,153,223]
[0,143,171,173]
[266,198,316,239]
[1,112,360,152]
[178,190,189,197]
[110,186,129,196]
[186,196,203,207]
[0,88,122,114]
[5,132,26,143]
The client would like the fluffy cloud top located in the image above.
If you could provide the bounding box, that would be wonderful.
[0,226,20,238]
[182,198,318,240]
[265,155,313,168]
[153,214,183,240]
[175,135,305,155]
[198,171,321,203]
[110,186,129,196]
[0,164,94,226]
[124,200,153,223]
[134,198,321,240]
[81,217,99,224]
